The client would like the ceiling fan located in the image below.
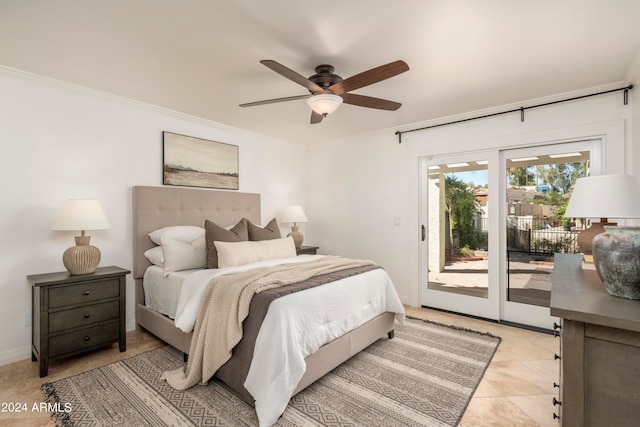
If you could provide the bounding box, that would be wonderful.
[240,59,409,124]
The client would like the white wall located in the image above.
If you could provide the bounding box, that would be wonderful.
[2,66,638,365]
[307,88,637,306]
[305,130,413,298]
[0,70,308,363]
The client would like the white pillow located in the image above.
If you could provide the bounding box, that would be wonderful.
[149,225,205,245]
[144,246,165,267]
[215,236,296,269]
[161,236,206,276]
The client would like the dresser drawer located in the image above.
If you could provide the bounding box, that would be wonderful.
[49,300,119,333]
[49,279,120,308]
[49,322,120,357]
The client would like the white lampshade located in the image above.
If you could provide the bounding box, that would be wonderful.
[282,205,308,249]
[51,199,110,275]
[564,175,640,219]
[306,94,343,116]
[282,205,308,224]
[52,199,111,231]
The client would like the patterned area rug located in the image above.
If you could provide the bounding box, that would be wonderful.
[42,317,500,426]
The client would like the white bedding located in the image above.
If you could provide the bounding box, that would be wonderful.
[171,255,405,427]
[142,266,203,318]
[174,254,324,332]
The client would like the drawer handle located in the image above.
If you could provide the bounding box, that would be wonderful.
[553,413,560,420]
[553,382,559,388]
[83,290,91,296]
[553,397,562,406]
[554,354,561,360]
[84,336,90,341]
[84,313,91,319]
[553,322,562,330]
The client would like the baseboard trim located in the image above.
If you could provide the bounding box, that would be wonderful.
[0,345,31,366]
[0,325,139,367]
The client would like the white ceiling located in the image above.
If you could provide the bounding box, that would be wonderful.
[2,0,640,144]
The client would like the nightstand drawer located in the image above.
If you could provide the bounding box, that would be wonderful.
[49,300,119,333]
[49,322,120,357]
[49,279,120,308]
[29,266,129,377]
[296,246,319,255]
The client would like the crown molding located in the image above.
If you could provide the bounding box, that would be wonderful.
[624,47,640,85]
[0,65,287,144]
[395,81,629,136]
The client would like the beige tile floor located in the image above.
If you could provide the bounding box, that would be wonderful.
[0,306,560,426]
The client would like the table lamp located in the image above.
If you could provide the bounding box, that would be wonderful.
[564,175,640,298]
[282,205,308,248]
[51,199,111,275]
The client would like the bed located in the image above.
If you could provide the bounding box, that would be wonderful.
[132,185,404,426]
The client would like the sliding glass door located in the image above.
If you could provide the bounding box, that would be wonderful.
[499,141,600,327]
[420,151,500,320]
[420,139,602,329]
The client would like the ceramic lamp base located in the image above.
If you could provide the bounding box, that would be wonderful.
[63,235,101,275]
[577,220,616,255]
[593,226,640,299]
[287,226,304,248]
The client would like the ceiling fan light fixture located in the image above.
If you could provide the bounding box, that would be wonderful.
[306,93,343,116]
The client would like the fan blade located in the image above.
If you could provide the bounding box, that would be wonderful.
[310,110,324,124]
[261,60,326,94]
[341,93,402,111]
[329,60,409,95]
[239,94,310,107]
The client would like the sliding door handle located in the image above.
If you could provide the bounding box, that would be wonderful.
[421,225,426,241]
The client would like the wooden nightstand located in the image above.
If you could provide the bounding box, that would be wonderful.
[28,266,129,377]
[296,246,319,255]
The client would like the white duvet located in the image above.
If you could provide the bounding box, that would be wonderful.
[172,255,405,427]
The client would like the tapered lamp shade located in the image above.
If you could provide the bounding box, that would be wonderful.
[282,205,308,248]
[564,175,640,219]
[52,199,110,275]
[564,175,640,254]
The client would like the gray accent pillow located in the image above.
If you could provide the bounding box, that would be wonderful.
[205,218,248,269]
[246,218,281,241]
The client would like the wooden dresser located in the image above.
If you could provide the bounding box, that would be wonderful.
[550,254,640,426]
[28,266,129,377]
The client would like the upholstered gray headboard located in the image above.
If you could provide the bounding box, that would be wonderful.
[132,186,261,281]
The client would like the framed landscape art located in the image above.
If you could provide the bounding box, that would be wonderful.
[162,131,239,190]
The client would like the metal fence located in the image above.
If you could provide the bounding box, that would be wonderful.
[505,217,583,254]
[473,217,583,254]
[464,216,583,254]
